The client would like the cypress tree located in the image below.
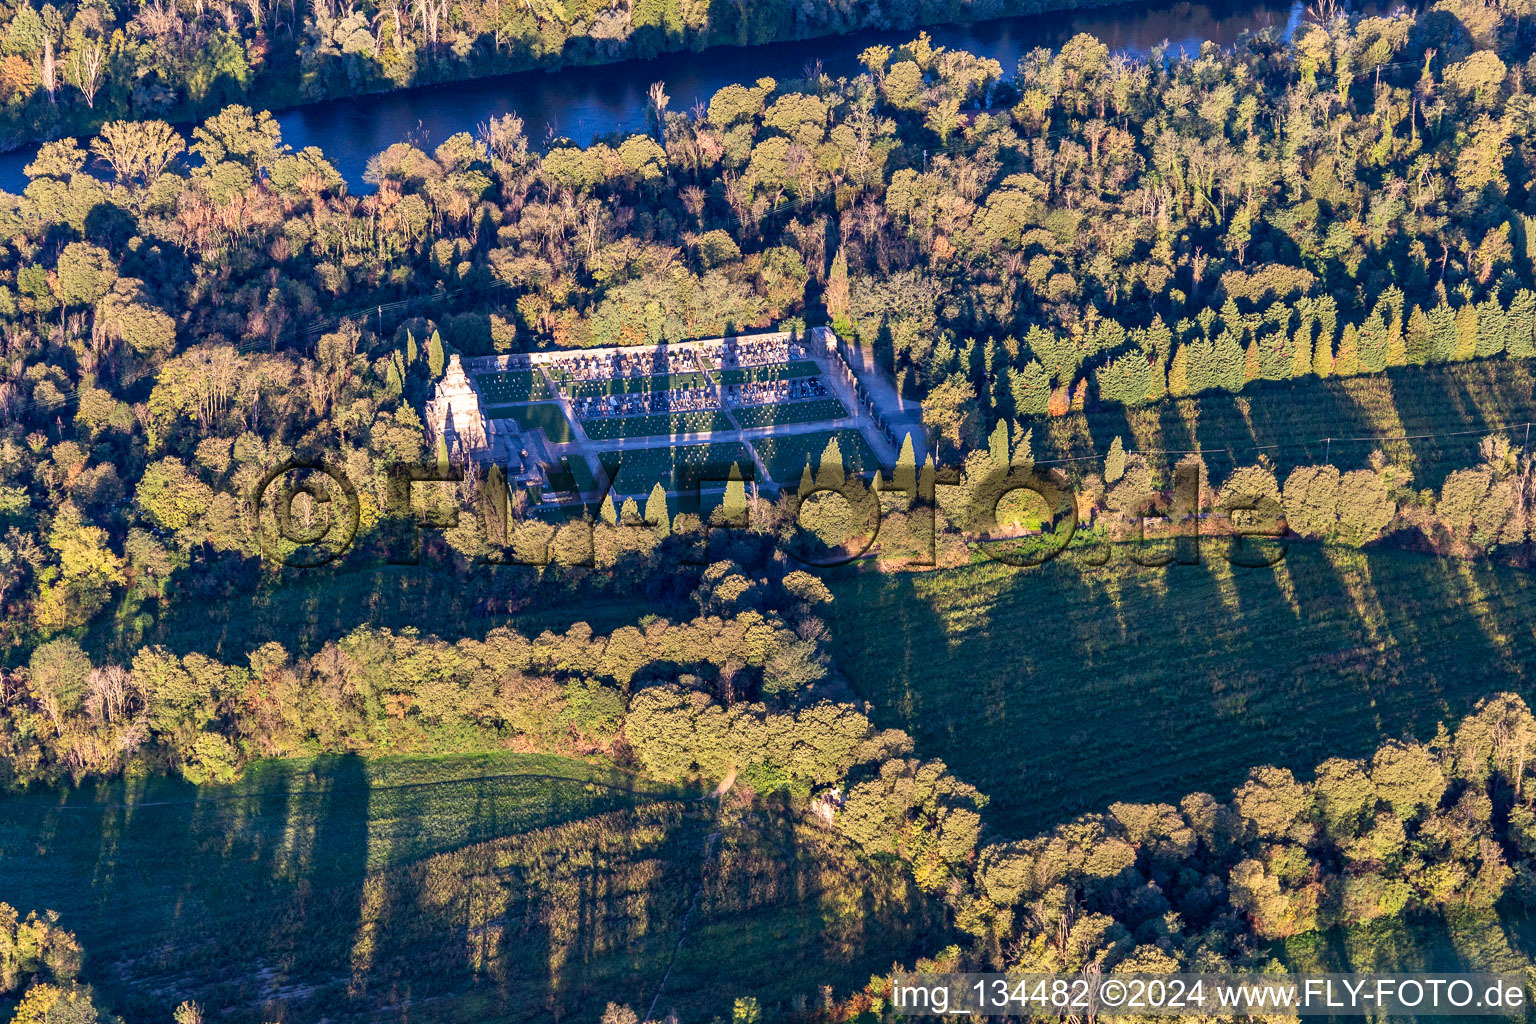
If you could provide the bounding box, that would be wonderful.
[406,329,419,366]
[645,482,670,533]
[988,419,1010,468]
[895,433,917,490]
[621,497,640,523]
[816,437,845,489]
[600,493,618,525]
[1243,337,1261,382]
[428,329,446,378]
[826,246,851,329]
[1013,425,1034,468]
[1382,287,1408,366]
[722,463,747,522]
[1105,435,1126,484]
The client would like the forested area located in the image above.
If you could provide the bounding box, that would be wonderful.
[1,0,1535,1019]
[0,0,1136,147]
[0,0,1529,650]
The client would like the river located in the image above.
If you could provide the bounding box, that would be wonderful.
[0,0,1307,194]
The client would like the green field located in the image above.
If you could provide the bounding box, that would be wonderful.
[600,442,754,494]
[474,370,549,402]
[581,410,732,440]
[483,401,572,442]
[826,542,1536,839]
[734,398,849,428]
[565,372,711,397]
[713,360,823,385]
[0,753,944,1023]
[1035,361,1536,490]
[752,429,880,483]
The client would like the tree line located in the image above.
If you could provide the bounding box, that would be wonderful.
[0,0,1135,146]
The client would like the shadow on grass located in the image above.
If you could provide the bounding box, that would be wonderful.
[825,543,1536,839]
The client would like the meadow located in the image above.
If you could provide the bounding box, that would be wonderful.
[1033,361,1536,489]
[0,752,946,1023]
[826,542,1536,838]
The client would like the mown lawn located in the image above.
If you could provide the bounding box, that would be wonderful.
[0,753,946,1023]
[826,542,1536,839]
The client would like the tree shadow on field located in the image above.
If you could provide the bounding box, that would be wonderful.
[824,541,1536,841]
[1052,362,1536,491]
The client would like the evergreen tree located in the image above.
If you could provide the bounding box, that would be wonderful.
[428,329,446,377]
[1382,287,1407,366]
[816,437,845,489]
[1243,337,1261,382]
[1312,324,1334,377]
[1105,435,1126,483]
[1215,331,1245,392]
[645,482,670,533]
[1012,425,1033,467]
[1009,360,1052,415]
[1291,317,1314,378]
[1506,290,1536,358]
[1334,323,1361,377]
[1168,343,1191,396]
[826,247,851,329]
[1454,304,1479,361]
[1358,312,1388,373]
[1406,306,1432,364]
[620,497,640,523]
[798,461,815,495]
[1476,298,1506,357]
[894,433,917,491]
[406,329,419,366]
[1430,303,1459,362]
[988,419,1010,468]
[722,463,747,522]
[600,493,618,525]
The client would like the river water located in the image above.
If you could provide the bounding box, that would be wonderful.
[0,0,1305,194]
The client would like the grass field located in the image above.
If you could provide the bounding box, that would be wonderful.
[753,429,880,483]
[826,542,1536,839]
[1035,361,1536,489]
[0,753,946,1023]
[713,360,822,385]
[734,398,849,428]
[474,370,549,402]
[581,410,733,440]
[599,442,754,494]
[565,372,711,397]
[483,402,572,442]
